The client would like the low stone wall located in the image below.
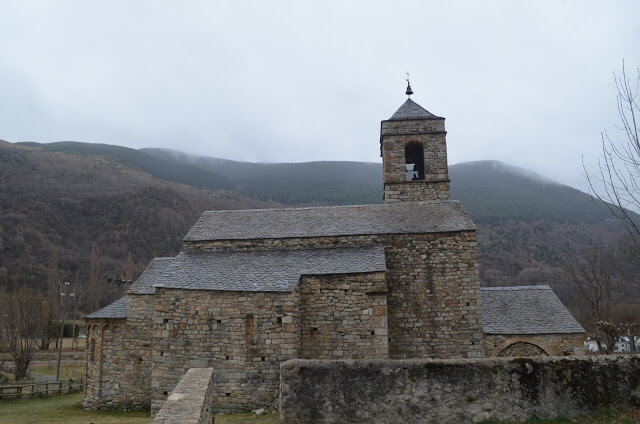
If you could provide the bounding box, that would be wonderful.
[280,356,640,424]
[153,368,214,424]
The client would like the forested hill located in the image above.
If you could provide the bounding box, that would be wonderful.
[0,140,279,305]
[2,140,631,316]
[18,142,383,205]
[450,160,616,225]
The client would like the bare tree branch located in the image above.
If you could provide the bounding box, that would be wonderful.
[584,61,640,261]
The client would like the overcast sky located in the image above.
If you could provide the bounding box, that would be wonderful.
[1,1,639,192]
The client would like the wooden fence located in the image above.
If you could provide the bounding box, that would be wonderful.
[0,377,84,399]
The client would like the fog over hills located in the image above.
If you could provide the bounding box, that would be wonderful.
[2,140,632,319]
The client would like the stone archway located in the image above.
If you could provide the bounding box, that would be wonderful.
[498,341,548,357]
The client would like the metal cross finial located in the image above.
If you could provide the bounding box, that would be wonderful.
[405,71,413,97]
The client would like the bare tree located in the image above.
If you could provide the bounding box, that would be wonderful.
[42,249,61,350]
[88,242,104,313]
[564,245,618,353]
[585,61,640,261]
[69,272,84,349]
[0,287,45,380]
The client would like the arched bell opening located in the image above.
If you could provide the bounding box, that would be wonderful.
[405,142,425,181]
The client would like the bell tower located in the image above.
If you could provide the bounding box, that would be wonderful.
[380,81,450,203]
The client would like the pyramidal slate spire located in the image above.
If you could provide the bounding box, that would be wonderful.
[389,98,442,121]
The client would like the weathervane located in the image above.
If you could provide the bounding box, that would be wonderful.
[405,71,413,97]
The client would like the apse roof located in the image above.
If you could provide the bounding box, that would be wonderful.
[481,285,585,334]
[85,296,128,319]
[128,257,174,295]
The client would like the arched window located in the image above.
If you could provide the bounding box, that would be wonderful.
[405,142,425,181]
[89,339,96,362]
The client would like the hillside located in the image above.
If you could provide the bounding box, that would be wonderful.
[2,140,635,317]
[19,142,383,205]
[449,161,624,282]
[0,141,278,309]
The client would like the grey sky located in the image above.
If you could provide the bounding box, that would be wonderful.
[1,1,639,192]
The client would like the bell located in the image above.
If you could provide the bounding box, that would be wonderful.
[406,81,414,96]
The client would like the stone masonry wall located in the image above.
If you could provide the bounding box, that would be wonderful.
[298,272,388,359]
[83,295,154,411]
[184,230,485,360]
[123,294,155,408]
[384,180,450,203]
[151,288,298,414]
[382,233,484,358]
[83,318,127,410]
[485,333,586,357]
[381,118,448,202]
[279,356,640,424]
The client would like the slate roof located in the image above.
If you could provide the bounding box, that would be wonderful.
[154,245,387,292]
[481,285,585,334]
[388,98,443,121]
[128,257,174,295]
[184,201,474,242]
[85,296,128,319]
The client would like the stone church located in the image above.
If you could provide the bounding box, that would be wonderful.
[83,89,584,413]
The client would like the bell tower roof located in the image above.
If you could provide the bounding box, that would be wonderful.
[388,98,443,121]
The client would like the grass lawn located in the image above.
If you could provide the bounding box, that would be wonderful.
[215,412,279,423]
[0,392,151,424]
[30,363,85,380]
[0,392,277,424]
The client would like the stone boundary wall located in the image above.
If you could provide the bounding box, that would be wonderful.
[280,356,640,424]
[152,368,214,424]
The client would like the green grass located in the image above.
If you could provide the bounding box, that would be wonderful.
[0,392,278,424]
[0,393,151,424]
[30,363,85,380]
[215,412,279,423]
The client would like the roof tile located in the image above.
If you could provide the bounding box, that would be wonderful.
[85,296,128,319]
[481,285,584,334]
[155,245,386,292]
[185,201,474,242]
[388,98,442,121]
[128,257,174,295]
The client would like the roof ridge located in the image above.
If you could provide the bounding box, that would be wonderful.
[199,200,463,215]
[481,285,551,291]
[181,244,384,256]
